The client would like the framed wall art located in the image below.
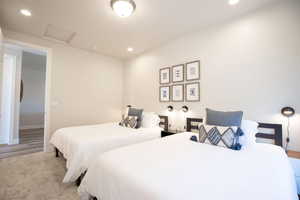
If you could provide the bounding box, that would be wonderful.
[172,64,184,83]
[186,60,200,81]
[172,84,184,102]
[185,82,200,102]
[159,86,170,102]
[160,67,170,84]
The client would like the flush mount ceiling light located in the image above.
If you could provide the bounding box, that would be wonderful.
[228,0,240,6]
[20,9,32,16]
[127,47,133,52]
[111,0,136,18]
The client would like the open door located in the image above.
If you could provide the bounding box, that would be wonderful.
[1,47,22,145]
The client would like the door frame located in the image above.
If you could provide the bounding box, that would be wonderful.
[4,47,22,144]
[3,38,53,152]
[1,48,22,144]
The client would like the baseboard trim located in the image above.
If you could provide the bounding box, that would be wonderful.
[0,138,8,145]
[10,138,19,145]
[20,125,44,130]
[45,144,55,153]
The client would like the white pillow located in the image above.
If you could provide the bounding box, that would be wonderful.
[141,112,160,128]
[240,120,259,148]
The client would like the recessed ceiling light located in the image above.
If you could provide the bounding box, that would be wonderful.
[20,9,32,16]
[127,47,133,52]
[111,0,136,18]
[228,0,240,6]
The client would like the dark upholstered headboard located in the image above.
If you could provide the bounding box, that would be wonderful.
[159,115,169,131]
[186,118,283,147]
[256,123,283,147]
[186,118,203,132]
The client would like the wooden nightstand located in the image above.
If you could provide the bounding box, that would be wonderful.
[288,151,300,159]
[161,130,183,137]
[287,151,300,196]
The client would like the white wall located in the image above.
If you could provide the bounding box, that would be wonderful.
[2,30,124,149]
[19,51,46,129]
[0,27,4,143]
[124,0,300,151]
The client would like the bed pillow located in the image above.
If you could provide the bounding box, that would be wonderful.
[119,115,138,129]
[206,108,243,127]
[240,120,259,147]
[141,112,160,128]
[198,124,242,150]
[128,108,144,129]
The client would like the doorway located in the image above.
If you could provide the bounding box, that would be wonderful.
[0,42,48,159]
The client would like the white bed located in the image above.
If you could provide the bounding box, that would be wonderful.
[50,122,162,183]
[78,132,298,200]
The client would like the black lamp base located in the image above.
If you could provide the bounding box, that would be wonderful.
[285,137,290,152]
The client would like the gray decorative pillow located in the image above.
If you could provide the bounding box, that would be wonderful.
[128,108,144,128]
[198,124,241,150]
[206,108,243,127]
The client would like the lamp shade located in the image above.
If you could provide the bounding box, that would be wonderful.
[167,105,173,112]
[182,106,189,112]
[281,107,295,117]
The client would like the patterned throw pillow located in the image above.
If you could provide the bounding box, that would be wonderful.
[119,115,138,129]
[198,124,242,150]
[128,108,144,128]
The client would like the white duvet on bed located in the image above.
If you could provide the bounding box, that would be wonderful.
[50,123,161,183]
[78,132,298,200]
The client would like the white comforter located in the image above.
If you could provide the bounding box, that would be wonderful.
[78,132,298,200]
[50,123,161,183]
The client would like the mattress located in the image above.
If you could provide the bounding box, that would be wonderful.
[50,123,161,182]
[78,132,298,200]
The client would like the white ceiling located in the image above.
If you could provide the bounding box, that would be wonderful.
[0,0,279,59]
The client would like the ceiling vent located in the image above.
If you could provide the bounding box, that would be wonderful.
[43,24,76,44]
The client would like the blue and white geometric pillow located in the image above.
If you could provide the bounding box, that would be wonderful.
[119,115,138,129]
[198,124,243,150]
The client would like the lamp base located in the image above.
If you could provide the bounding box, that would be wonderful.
[285,137,290,152]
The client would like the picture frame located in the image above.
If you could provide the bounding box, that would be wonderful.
[186,60,200,81]
[160,67,170,84]
[159,86,170,102]
[172,64,184,83]
[172,84,184,102]
[185,82,200,102]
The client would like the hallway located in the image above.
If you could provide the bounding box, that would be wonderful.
[0,128,44,159]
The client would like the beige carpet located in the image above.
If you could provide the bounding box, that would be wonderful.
[0,152,80,200]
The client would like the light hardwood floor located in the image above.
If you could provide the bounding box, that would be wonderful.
[0,128,44,159]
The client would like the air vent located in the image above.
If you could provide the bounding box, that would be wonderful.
[43,24,76,44]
